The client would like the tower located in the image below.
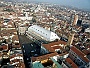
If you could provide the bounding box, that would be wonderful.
[73,14,78,26]
[67,32,75,46]
[65,32,75,51]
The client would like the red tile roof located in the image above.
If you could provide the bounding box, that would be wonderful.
[42,40,66,52]
[32,52,58,62]
[71,46,90,63]
[12,35,19,42]
[0,44,8,50]
[42,44,55,52]
[0,29,17,35]
[10,54,25,68]
[66,58,78,68]
[82,49,90,55]
[32,41,68,62]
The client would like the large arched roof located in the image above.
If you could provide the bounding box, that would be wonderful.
[27,25,60,41]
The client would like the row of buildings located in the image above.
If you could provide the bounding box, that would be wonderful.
[0,1,26,67]
[0,0,90,68]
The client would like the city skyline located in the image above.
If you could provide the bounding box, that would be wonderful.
[26,0,90,11]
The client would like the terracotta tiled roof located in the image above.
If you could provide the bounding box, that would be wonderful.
[32,41,68,62]
[0,37,4,41]
[65,58,78,68]
[0,44,8,50]
[0,29,17,37]
[7,22,15,28]
[10,54,25,68]
[13,18,21,21]
[10,54,16,59]
[12,35,19,41]
[43,40,67,47]
[71,46,90,63]
[42,44,55,52]
[32,52,58,62]
[82,49,90,55]
[0,29,17,34]
[10,54,23,59]
[42,40,66,52]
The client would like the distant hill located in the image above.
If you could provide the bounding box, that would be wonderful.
[3,0,16,2]
[3,0,40,3]
[3,0,24,2]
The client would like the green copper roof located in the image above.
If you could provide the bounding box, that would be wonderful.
[32,58,62,68]
[32,62,44,68]
[50,58,62,68]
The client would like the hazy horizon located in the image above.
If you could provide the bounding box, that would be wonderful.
[27,0,90,11]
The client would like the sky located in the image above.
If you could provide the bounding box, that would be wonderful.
[27,0,90,11]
